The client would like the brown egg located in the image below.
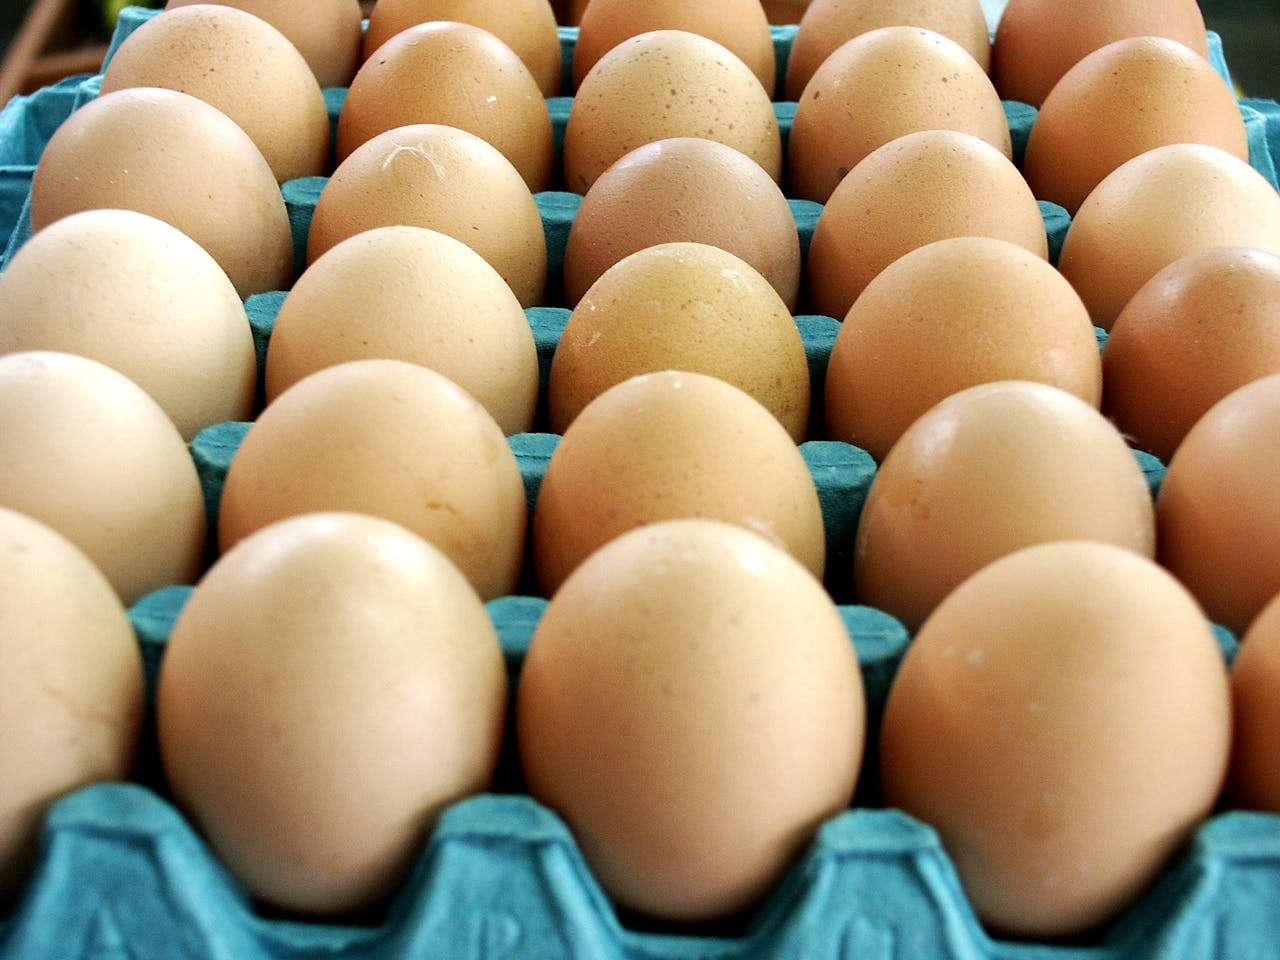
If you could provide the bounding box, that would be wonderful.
[550,243,809,439]
[1232,593,1280,812]
[220,360,526,600]
[0,508,143,907]
[0,210,255,440]
[1158,375,1280,636]
[1105,248,1280,463]
[564,138,799,308]
[160,512,506,915]
[992,0,1209,107]
[364,0,561,96]
[309,124,546,307]
[763,0,809,24]
[881,540,1230,937]
[825,238,1100,461]
[102,5,329,183]
[519,519,863,921]
[789,27,1011,203]
[856,381,1154,629]
[787,0,989,100]
[573,0,775,94]
[166,0,363,87]
[31,89,292,298]
[338,22,554,191]
[808,131,1048,320]
[0,353,205,605]
[564,30,782,193]
[1025,38,1248,215]
[1060,145,1280,330]
[267,226,538,434]
[534,371,825,593]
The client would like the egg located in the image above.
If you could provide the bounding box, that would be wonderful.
[855,381,1154,629]
[564,30,782,193]
[159,512,506,915]
[1059,145,1280,330]
[1104,248,1280,463]
[808,131,1048,320]
[519,519,863,921]
[550,243,809,439]
[308,124,546,307]
[992,0,1209,107]
[763,1,809,24]
[364,0,561,97]
[563,138,799,309]
[267,226,538,434]
[220,360,525,600]
[825,238,1100,461]
[880,540,1230,937]
[31,89,291,298]
[0,353,205,604]
[573,0,775,94]
[534,371,824,593]
[338,22,554,191]
[0,210,255,440]
[1158,375,1280,636]
[0,508,143,906]
[786,0,989,101]
[166,0,363,87]
[1231,593,1280,812]
[788,27,1011,203]
[101,4,329,183]
[1024,38,1248,215]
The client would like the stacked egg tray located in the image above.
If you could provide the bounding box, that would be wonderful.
[2,8,1280,960]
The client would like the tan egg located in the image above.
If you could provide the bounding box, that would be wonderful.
[808,131,1048,320]
[519,519,863,921]
[573,0,775,94]
[992,0,1209,107]
[102,5,329,183]
[166,0,363,87]
[0,353,205,605]
[267,226,538,435]
[0,210,254,440]
[789,27,1011,203]
[825,238,1100,461]
[564,138,799,308]
[0,508,143,907]
[30,89,291,298]
[308,124,546,307]
[855,381,1154,629]
[881,541,1230,937]
[364,0,561,96]
[1105,248,1280,463]
[220,360,526,600]
[564,30,782,193]
[1158,375,1280,636]
[160,512,506,915]
[763,0,810,25]
[1232,593,1280,812]
[1025,38,1248,215]
[339,22,554,191]
[550,243,809,439]
[534,371,824,593]
[1059,145,1280,330]
[564,0,589,24]
[787,0,989,100]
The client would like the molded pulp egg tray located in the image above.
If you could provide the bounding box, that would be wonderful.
[1,8,1280,959]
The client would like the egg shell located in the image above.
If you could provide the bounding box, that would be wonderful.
[30,89,292,298]
[763,1,810,24]
[563,30,782,194]
[1232,593,1280,812]
[308,124,547,307]
[788,27,1011,203]
[881,540,1230,937]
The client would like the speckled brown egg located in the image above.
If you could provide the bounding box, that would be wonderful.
[789,27,1011,203]
[564,30,782,193]
[825,238,1100,461]
[808,131,1047,320]
[1059,145,1280,330]
[1232,593,1280,812]
[308,124,546,306]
